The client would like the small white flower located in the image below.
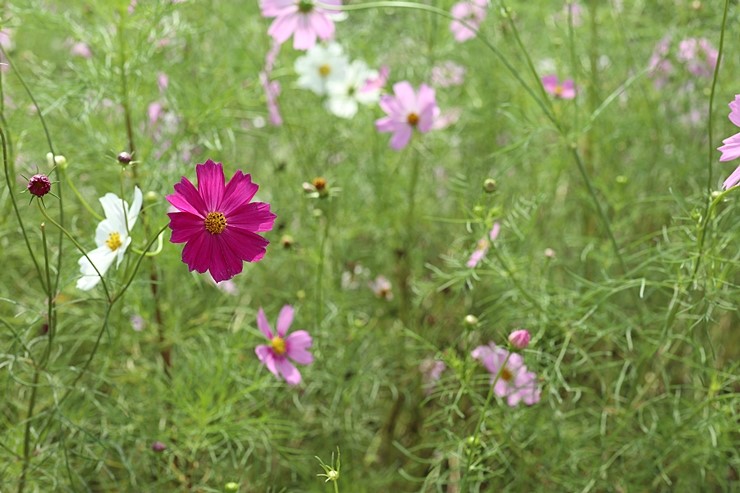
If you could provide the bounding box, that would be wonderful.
[325,60,380,119]
[294,42,349,96]
[77,187,143,290]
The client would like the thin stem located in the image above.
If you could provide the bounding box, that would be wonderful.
[63,166,103,221]
[316,205,331,329]
[692,0,730,281]
[17,369,40,493]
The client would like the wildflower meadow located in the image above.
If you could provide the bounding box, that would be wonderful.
[1,0,739,491]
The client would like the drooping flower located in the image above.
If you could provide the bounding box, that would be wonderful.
[260,0,342,51]
[717,94,740,189]
[166,160,276,282]
[471,342,540,407]
[541,75,577,99]
[467,222,500,268]
[326,60,380,118]
[77,187,143,290]
[375,81,439,150]
[508,329,531,350]
[255,305,313,385]
[27,174,52,197]
[449,0,488,43]
[294,42,349,96]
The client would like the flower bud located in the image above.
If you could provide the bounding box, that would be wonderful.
[117,151,133,165]
[151,441,167,452]
[144,191,159,203]
[483,178,497,193]
[508,329,531,349]
[27,174,51,197]
[224,482,239,492]
[46,152,67,169]
[464,314,479,327]
[280,234,294,249]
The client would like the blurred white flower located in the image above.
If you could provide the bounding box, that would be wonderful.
[294,42,349,96]
[326,60,380,118]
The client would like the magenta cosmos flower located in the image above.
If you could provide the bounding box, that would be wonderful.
[255,305,313,385]
[376,81,438,150]
[541,74,576,99]
[166,160,276,282]
[260,0,342,50]
[471,342,540,407]
[717,94,740,189]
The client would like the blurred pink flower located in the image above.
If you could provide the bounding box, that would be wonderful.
[259,41,283,126]
[648,35,674,89]
[255,305,313,385]
[369,275,393,300]
[559,1,583,27]
[541,75,576,99]
[718,94,740,189]
[260,0,342,50]
[148,101,163,125]
[362,65,389,93]
[420,358,446,395]
[431,61,466,88]
[450,0,488,42]
[508,329,531,349]
[157,72,169,92]
[467,222,500,268]
[471,342,540,407]
[70,41,92,58]
[166,160,276,282]
[677,37,717,78]
[375,81,438,150]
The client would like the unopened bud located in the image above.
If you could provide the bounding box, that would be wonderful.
[151,441,167,452]
[483,178,497,193]
[46,152,67,169]
[27,174,51,197]
[464,314,479,326]
[144,191,159,203]
[508,329,531,349]
[117,151,133,165]
[281,234,294,249]
[224,482,239,492]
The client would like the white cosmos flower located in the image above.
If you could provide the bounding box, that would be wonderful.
[77,187,143,291]
[325,60,380,119]
[294,42,349,96]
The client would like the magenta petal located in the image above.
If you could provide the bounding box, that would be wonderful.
[221,171,259,215]
[255,345,279,377]
[227,202,276,233]
[276,305,294,337]
[285,330,313,365]
[723,164,740,190]
[220,227,270,263]
[257,308,273,339]
[203,234,243,282]
[181,230,211,273]
[196,160,225,211]
[275,357,301,385]
[541,75,558,93]
[390,125,413,150]
[168,177,207,216]
[168,212,205,244]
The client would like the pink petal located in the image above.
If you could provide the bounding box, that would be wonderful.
[418,104,437,133]
[390,125,413,150]
[309,11,334,40]
[227,202,276,233]
[257,308,273,339]
[718,132,740,162]
[293,16,317,50]
[729,95,740,127]
[220,227,270,263]
[255,345,279,377]
[168,211,205,244]
[489,222,501,241]
[268,13,299,45]
[276,305,294,337]
[723,164,740,190]
[466,248,486,268]
[393,81,418,113]
[196,160,225,211]
[375,116,398,133]
[168,176,207,216]
[220,171,259,215]
[285,330,313,364]
[275,357,301,385]
[541,75,559,94]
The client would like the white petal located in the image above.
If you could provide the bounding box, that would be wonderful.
[127,186,142,230]
[99,193,128,228]
[76,246,117,290]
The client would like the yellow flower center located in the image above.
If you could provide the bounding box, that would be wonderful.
[500,366,513,382]
[554,85,564,96]
[319,64,331,77]
[271,336,286,356]
[204,211,227,235]
[106,232,123,251]
[407,112,420,126]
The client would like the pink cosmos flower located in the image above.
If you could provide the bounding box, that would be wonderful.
[70,41,92,58]
[255,305,313,385]
[260,0,342,50]
[541,75,576,99]
[508,329,531,349]
[677,37,717,78]
[471,342,540,407]
[431,61,466,88]
[449,0,488,43]
[362,65,389,93]
[166,160,276,282]
[376,81,438,150]
[717,94,740,189]
[648,35,674,89]
[467,222,500,268]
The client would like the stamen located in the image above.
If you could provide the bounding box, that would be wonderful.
[271,336,287,356]
[106,232,123,251]
[204,211,227,234]
[407,112,420,126]
[298,0,313,13]
[500,366,513,382]
[319,64,331,77]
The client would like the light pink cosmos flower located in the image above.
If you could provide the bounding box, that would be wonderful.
[677,37,717,78]
[467,222,500,268]
[255,305,313,385]
[648,35,674,89]
[376,81,438,150]
[260,0,342,51]
[541,75,576,99]
[717,95,740,189]
[449,0,488,42]
[431,61,466,88]
[471,342,540,407]
[166,160,276,282]
[70,41,92,58]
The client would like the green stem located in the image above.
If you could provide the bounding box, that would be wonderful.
[63,166,103,221]
[692,0,731,281]
[316,206,331,329]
